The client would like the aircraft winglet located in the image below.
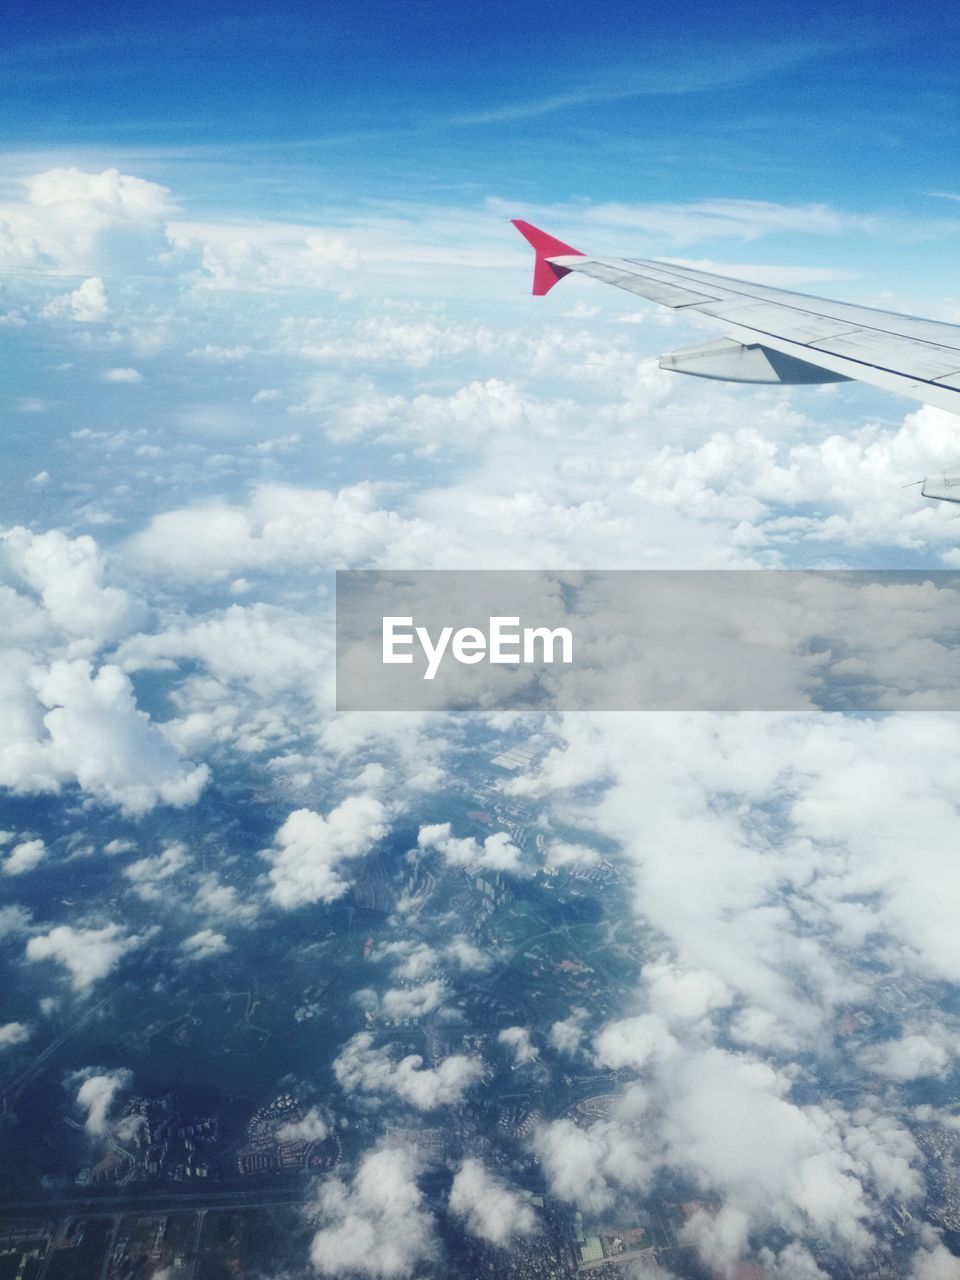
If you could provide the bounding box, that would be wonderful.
[511,219,585,296]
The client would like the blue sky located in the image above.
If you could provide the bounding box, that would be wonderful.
[3,0,959,221]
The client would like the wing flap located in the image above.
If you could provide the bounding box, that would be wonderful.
[659,338,851,385]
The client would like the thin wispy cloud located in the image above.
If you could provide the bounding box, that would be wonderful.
[446,40,848,126]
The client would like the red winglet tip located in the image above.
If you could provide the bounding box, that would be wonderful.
[511,218,584,296]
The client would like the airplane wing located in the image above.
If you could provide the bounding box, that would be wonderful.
[512,219,960,502]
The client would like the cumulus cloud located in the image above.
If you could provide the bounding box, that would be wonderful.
[444,935,492,971]
[417,822,524,873]
[118,598,313,685]
[308,1146,437,1277]
[264,798,387,909]
[181,929,229,960]
[0,1022,30,1050]
[333,1031,483,1109]
[124,843,190,902]
[549,1006,590,1055]
[25,660,209,814]
[536,1042,922,1267]
[124,482,427,583]
[641,958,733,1026]
[276,1106,329,1142]
[498,1025,539,1065]
[910,1240,960,1278]
[515,709,960,1270]
[543,839,599,869]
[448,1158,538,1246]
[378,941,438,982]
[628,403,960,557]
[862,1033,954,1082]
[101,367,143,384]
[72,1067,132,1136]
[533,1112,652,1212]
[0,167,177,277]
[381,980,446,1020]
[518,713,960,1043]
[42,277,109,322]
[756,1242,831,1279]
[192,872,258,925]
[3,838,46,876]
[26,923,149,991]
[2,527,144,648]
[377,935,490,979]
[593,1014,679,1071]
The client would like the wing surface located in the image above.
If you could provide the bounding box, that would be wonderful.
[513,219,960,417]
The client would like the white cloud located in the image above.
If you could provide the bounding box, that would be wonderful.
[728,1005,800,1053]
[910,1240,960,1278]
[417,822,524,873]
[498,1025,539,1065]
[0,168,176,276]
[681,1205,752,1277]
[26,923,149,991]
[593,1014,678,1071]
[124,843,190,902]
[124,482,428,583]
[333,1031,483,1109]
[24,167,173,217]
[308,1145,437,1277]
[543,839,599,869]
[444,935,492,971]
[103,838,135,855]
[192,872,258,925]
[533,1111,652,1212]
[756,1242,831,1279]
[0,1021,30,1050]
[2,526,144,648]
[642,958,733,1026]
[277,1106,329,1143]
[3,838,45,876]
[380,980,447,1021]
[27,659,209,814]
[180,928,230,961]
[536,1041,922,1269]
[380,941,438,982]
[448,1158,538,1246]
[72,1067,131,1136]
[549,1006,590,1055]
[42,277,109,322]
[118,601,329,715]
[101,367,143,384]
[264,798,387,909]
[628,404,960,556]
[507,709,960,1269]
[862,1033,954,1082]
